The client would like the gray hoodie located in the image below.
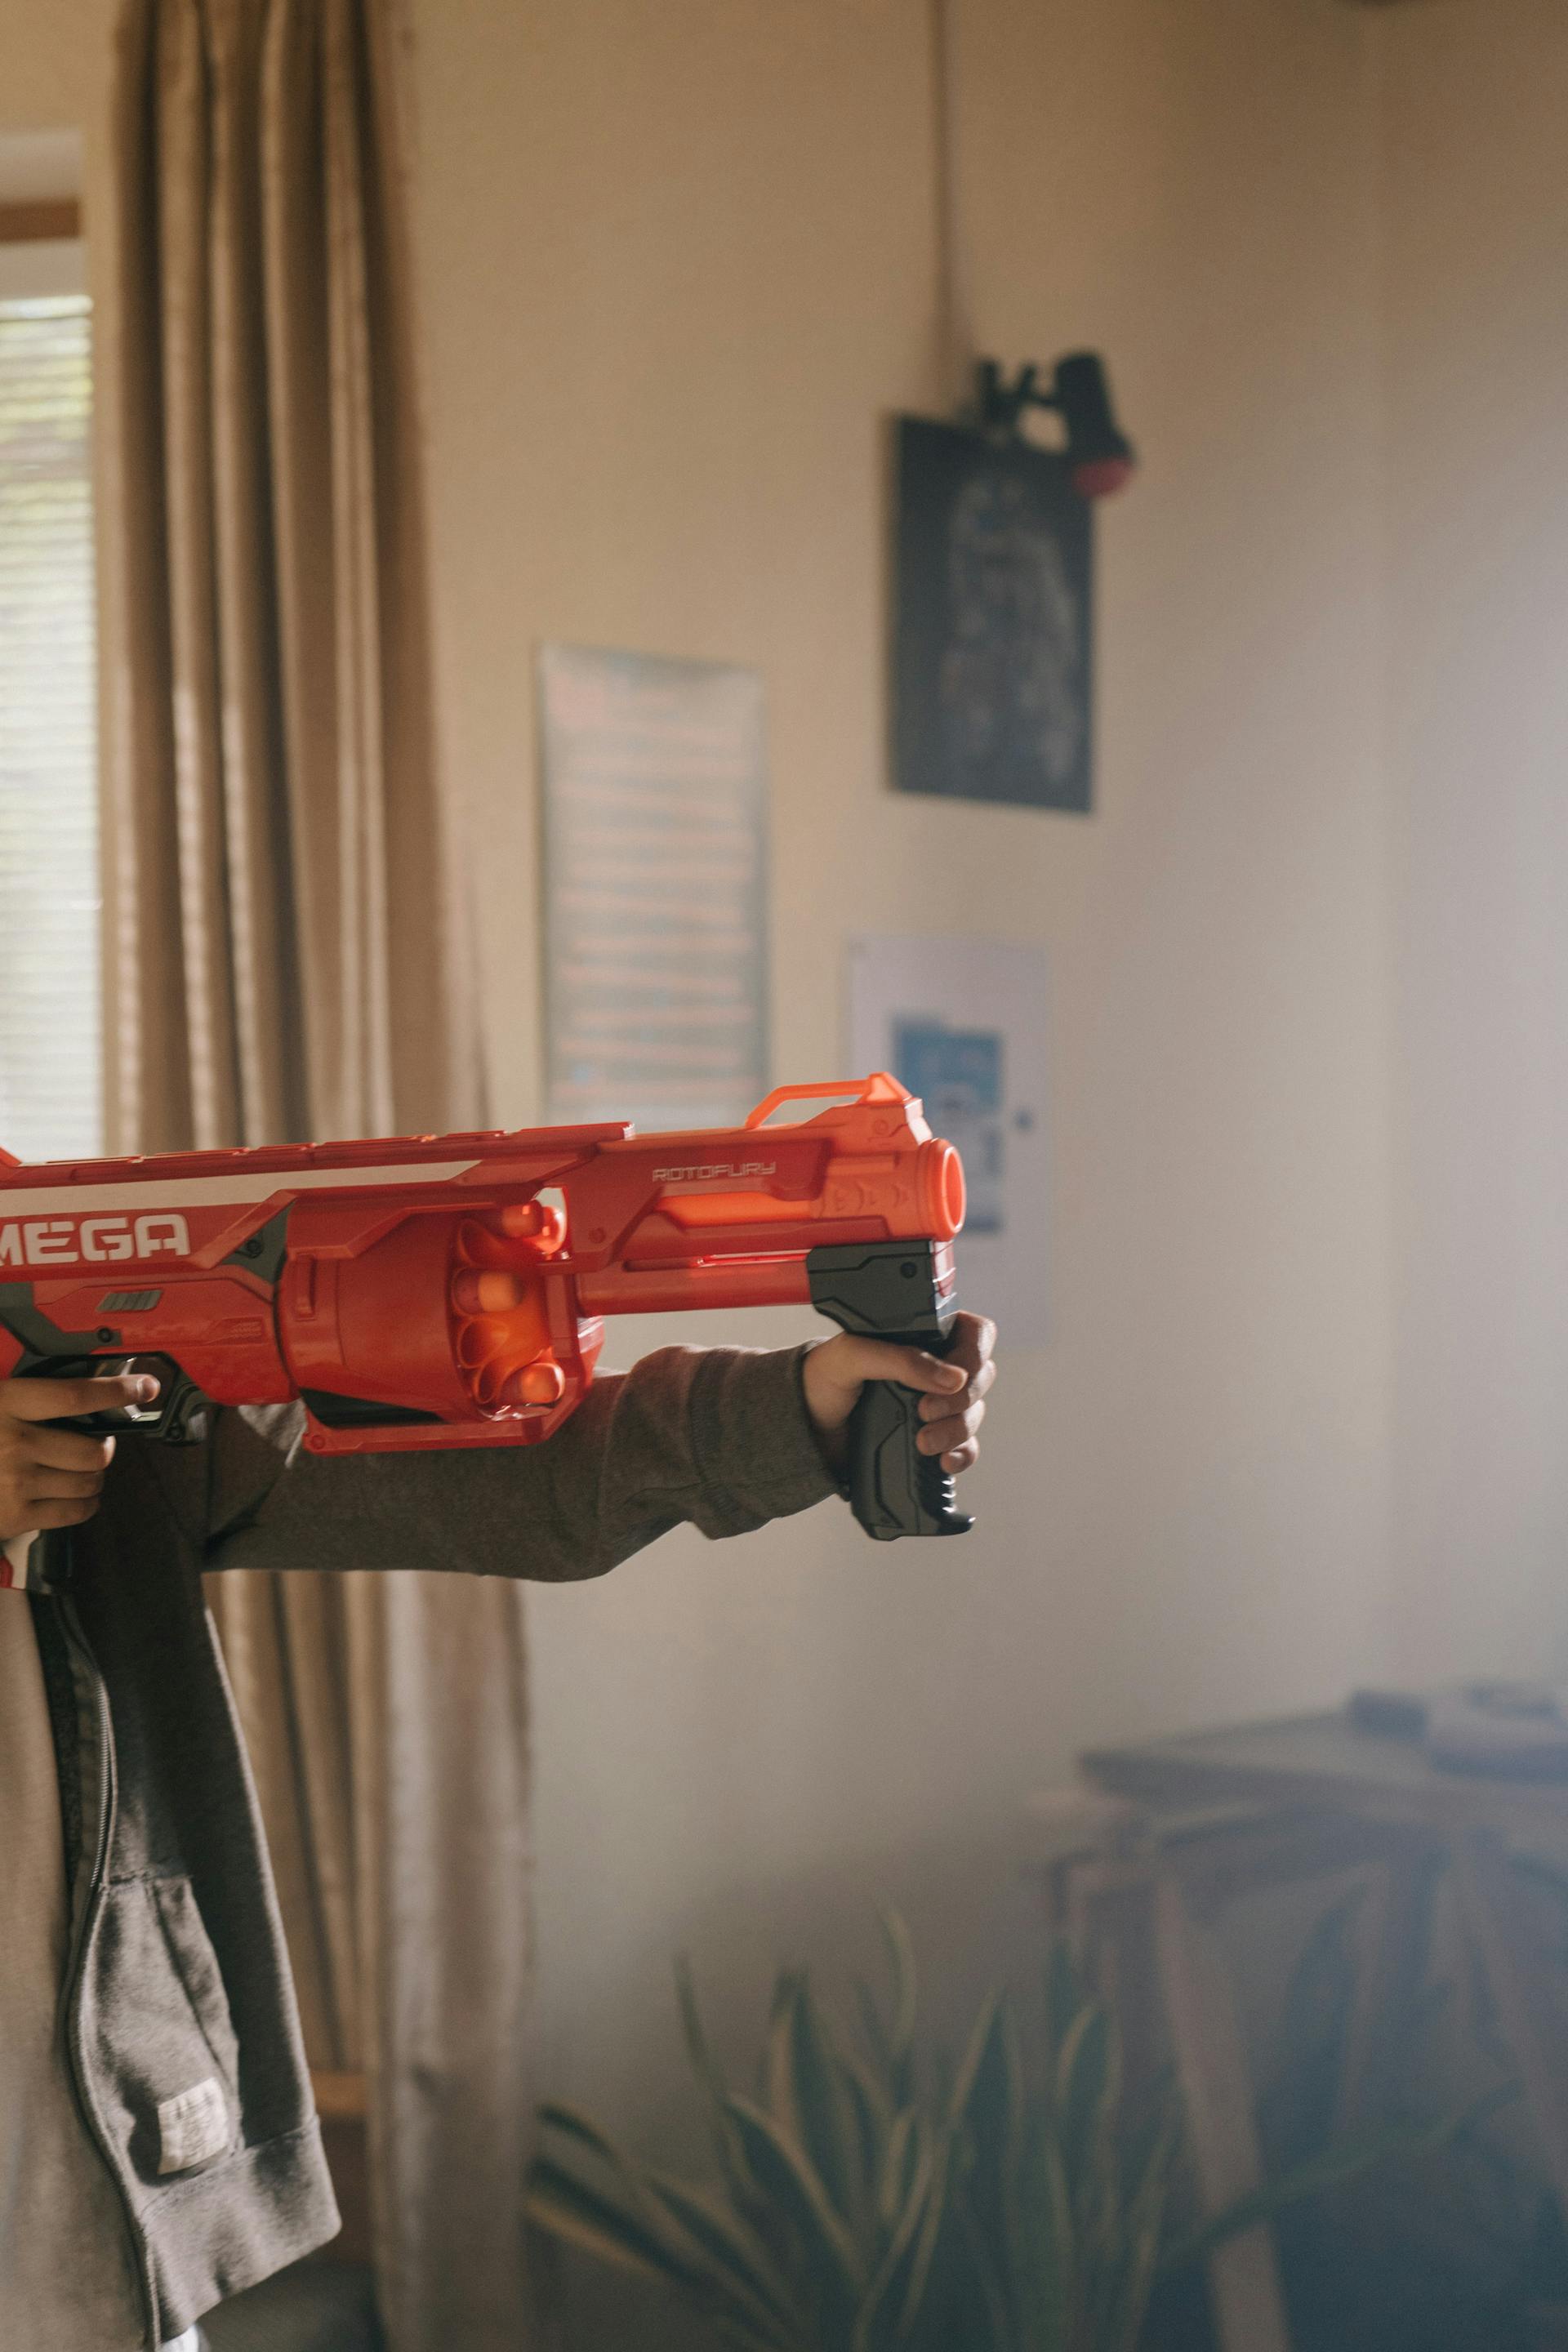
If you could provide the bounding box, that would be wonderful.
[35,1343,836,2343]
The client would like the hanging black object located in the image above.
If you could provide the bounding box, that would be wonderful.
[973,350,1137,499]
[889,345,1137,811]
[892,415,1094,811]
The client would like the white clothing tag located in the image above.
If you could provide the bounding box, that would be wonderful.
[156,2077,230,2175]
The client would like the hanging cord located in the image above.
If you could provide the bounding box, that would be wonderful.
[930,0,974,416]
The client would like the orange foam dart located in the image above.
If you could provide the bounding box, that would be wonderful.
[449,1200,568,1414]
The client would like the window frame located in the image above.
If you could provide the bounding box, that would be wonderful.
[0,193,101,1162]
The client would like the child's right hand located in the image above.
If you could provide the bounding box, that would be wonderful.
[0,1374,159,1544]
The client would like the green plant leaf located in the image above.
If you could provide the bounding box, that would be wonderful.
[765,1971,801,2110]
[537,2100,675,2238]
[527,2157,693,2293]
[956,2182,1020,2352]
[676,1951,743,2173]
[1161,2080,1520,2272]
[857,1976,896,2095]
[1025,2111,1076,2352]
[676,1954,730,2100]
[1054,1997,1123,2240]
[1256,1884,1364,2176]
[881,1911,918,2054]
[875,2107,907,2238]
[1117,2080,1182,2227]
[895,2127,955,2338]
[856,2120,943,2351]
[536,2106,797,2338]
[724,2089,868,2307]
[950,1992,1031,2345]
[768,1970,866,2227]
[647,2170,810,2347]
[1103,2198,1166,2352]
[855,1909,920,2112]
[1045,1940,1087,2056]
[952,1991,1025,2198]
[840,2038,896,2204]
[1103,2105,1179,2352]
[532,2140,808,2351]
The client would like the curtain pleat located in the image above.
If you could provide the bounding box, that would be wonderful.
[103,6,533,2344]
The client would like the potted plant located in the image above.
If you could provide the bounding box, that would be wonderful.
[528,1918,1492,2351]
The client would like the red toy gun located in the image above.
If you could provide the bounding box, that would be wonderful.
[0,1076,971,1541]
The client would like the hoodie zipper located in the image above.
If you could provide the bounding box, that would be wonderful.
[56,1575,162,2347]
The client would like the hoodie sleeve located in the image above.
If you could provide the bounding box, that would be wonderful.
[203,1344,842,1582]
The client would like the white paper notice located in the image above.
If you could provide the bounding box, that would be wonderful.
[540,645,769,1134]
[849,936,1049,1347]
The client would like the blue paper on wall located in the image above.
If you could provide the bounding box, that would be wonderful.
[849,937,1049,1346]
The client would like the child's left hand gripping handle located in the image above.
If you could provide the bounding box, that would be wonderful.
[844,1368,974,1539]
[807,1241,975,1542]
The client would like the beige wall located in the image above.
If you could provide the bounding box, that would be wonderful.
[1379,0,1568,1689]
[404,0,1393,2230]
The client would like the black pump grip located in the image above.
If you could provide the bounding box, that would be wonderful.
[806,1241,973,1542]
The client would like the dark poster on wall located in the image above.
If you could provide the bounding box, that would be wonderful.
[893,415,1093,813]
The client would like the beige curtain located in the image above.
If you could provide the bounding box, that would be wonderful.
[102,5,536,2344]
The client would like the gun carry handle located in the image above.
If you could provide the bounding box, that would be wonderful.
[807,1241,975,1543]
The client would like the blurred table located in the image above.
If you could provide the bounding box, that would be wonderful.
[1084,1704,1568,1835]
[1025,1709,1568,2352]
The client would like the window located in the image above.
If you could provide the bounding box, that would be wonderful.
[0,272,100,1162]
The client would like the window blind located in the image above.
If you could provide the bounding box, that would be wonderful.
[0,294,100,1162]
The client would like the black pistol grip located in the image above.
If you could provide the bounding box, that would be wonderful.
[806,1239,976,1543]
[846,1356,975,1541]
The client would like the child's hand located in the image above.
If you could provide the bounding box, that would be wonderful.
[802,1312,996,1481]
[0,1374,159,1545]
